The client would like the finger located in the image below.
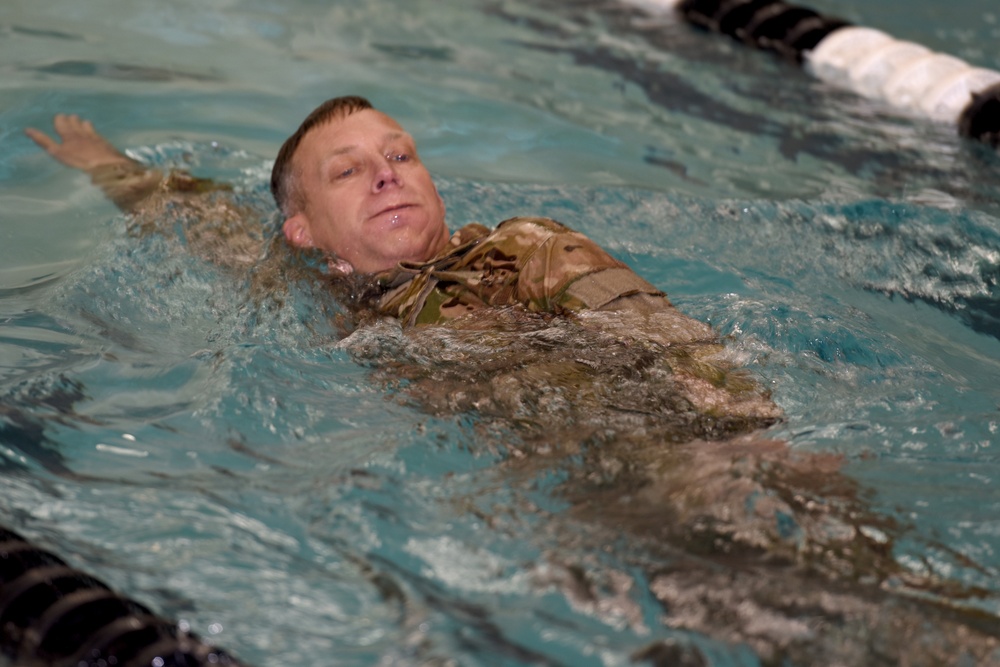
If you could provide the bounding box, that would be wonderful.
[67,116,103,144]
[24,127,60,153]
[53,113,82,139]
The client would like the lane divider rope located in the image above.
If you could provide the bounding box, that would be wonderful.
[622,0,1000,145]
[1,525,251,667]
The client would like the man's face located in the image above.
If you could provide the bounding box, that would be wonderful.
[283,109,449,273]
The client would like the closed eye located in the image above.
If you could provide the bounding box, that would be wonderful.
[331,162,361,180]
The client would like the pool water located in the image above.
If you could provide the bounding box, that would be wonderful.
[3,0,1000,665]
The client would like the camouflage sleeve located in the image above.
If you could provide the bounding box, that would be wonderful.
[87,161,259,272]
[503,217,667,313]
[90,161,231,212]
[89,161,165,211]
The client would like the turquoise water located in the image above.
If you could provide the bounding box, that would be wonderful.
[3,1,1000,665]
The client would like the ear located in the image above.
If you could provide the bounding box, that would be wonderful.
[282,213,314,248]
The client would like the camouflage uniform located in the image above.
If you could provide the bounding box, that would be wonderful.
[374,216,668,326]
[90,162,228,211]
[95,165,665,318]
[89,163,267,270]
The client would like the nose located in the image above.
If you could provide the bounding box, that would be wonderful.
[373,159,402,193]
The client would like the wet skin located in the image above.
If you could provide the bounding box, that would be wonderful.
[25,113,137,171]
[280,109,451,274]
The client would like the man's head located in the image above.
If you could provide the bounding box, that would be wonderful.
[270,96,449,274]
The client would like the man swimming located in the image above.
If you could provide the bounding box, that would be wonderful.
[27,95,783,428]
[29,98,711,322]
[24,98,1000,665]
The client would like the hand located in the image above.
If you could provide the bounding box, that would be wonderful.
[25,114,137,172]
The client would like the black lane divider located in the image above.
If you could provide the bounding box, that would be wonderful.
[0,526,250,667]
[677,0,849,61]
[624,0,1000,145]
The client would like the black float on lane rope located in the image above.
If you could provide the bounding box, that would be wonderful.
[625,0,1000,145]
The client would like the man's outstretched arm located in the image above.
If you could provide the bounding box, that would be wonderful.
[26,114,139,172]
[25,114,257,270]
[27,114,170,211]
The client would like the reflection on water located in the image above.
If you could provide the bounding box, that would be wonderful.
[28,60,221,82]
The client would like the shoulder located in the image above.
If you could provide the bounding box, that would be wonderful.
[453,217,574,261]
[448,222,491,248]
[487,216,582,247]
[495,216,573,234]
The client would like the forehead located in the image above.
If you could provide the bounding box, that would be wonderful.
[300,109,410,159]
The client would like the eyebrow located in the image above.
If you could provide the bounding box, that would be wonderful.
[324,131,409,160]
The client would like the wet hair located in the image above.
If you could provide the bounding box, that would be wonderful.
[270,95,374,217]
